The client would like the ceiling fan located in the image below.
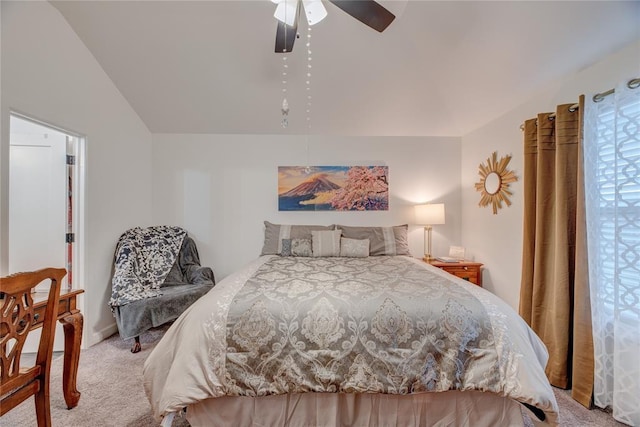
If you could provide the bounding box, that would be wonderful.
[272,0,396,53]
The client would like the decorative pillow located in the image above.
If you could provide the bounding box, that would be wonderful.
[261,221,334,255]
[311,229,342,257]
[340,238,370,258]
[291,238,313,257]
[337,224,410,256]
[281,239,292,256]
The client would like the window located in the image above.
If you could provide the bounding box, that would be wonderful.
[584,81,640,320]
[583,78,640,426]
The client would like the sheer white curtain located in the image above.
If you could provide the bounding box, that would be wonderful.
[584,77,640,426]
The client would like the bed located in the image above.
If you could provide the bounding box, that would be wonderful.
[143,224,558,426]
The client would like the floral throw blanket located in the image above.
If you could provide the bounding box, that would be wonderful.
[109,226,186,308]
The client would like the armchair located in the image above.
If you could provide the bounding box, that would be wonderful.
[109,226,214,352]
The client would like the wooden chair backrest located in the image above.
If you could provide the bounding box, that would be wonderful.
[0,267,66,426]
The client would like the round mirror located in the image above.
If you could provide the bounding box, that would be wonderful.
[484,172,501,195]
[474,151,518,214]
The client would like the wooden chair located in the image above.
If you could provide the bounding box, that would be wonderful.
[1,268,66,427]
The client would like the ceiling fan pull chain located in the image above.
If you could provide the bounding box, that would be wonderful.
[281,53,289,128]
[306,26,312,133]
[304,25,313,174]
[280,0,290,128]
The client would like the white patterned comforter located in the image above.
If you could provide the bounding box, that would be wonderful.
[143,256,558,425]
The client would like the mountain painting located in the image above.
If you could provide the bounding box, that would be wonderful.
[278,166,389,211]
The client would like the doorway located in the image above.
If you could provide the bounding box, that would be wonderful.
[9,113,85,351]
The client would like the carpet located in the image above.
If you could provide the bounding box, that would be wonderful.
[1,326,188,427]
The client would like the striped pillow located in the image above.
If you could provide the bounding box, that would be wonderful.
[311,229,342,257]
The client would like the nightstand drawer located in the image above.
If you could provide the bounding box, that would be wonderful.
[426,260,483,287]
[444,267,478,284]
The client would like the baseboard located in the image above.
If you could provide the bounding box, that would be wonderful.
[88,323,119,347]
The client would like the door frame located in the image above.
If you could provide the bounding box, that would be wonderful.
[8,111,86,297]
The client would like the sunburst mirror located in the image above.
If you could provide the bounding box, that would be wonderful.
[474,151,518,214]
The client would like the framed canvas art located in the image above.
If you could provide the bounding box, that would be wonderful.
[278,166,389,211]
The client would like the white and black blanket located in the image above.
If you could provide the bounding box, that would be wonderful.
[109,225,187,308]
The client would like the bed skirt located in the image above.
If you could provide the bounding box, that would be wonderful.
[185,390,526,427]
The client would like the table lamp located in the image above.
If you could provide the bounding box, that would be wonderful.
[414,203,445,260]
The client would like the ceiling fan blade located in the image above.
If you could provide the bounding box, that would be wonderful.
[275,0,299,52]
[327,0,395,32]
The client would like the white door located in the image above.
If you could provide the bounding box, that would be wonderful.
[9,115,68,351]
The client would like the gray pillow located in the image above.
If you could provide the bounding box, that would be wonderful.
[281,238,292,256]
[291,238,313,257]
[340,238,370,258]
[261,221,334,255]
[337,224,410,256]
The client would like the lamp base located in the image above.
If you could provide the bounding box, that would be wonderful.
[423,255,434,262]
[423,226,434,263]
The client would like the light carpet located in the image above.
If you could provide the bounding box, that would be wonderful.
[1,325,626,427]
[1,326,188,427]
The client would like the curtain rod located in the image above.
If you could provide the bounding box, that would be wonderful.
[593,77,640,102]
[519,105,579,131]
[519,77,640,131]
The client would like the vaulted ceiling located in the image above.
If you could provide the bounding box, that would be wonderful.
[51,1,639,136]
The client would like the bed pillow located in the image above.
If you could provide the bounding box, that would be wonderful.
[261,221,334,255]
[340,238,370,258]
[280,239,292,256]
[337,224,410,256]
[291,238,313,257]
[311,229,342,257]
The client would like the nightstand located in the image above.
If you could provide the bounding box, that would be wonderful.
[426,259,483,287]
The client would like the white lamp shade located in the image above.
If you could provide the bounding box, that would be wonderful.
[415,203,445,225]
[302,0,327,25]
[274,0,328,26]
[274,0,299,27]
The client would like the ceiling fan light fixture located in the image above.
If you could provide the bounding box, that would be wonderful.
[273,0,299,27]
[302,0,327,25]
[274,0,327,27]
[274,0,395,53]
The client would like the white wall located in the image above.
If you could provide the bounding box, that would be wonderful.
[460,40,640,310]
[152,135,462,279]
[1,1,153,345]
